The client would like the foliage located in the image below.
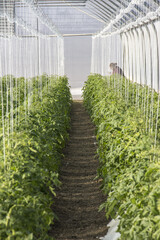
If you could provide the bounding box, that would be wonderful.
[83,74,160,240]
[0,73,52,117]
[0,75,72,239]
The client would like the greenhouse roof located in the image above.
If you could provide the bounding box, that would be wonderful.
[0,0,160,36]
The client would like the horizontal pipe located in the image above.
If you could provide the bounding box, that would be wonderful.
[15,33,93,37]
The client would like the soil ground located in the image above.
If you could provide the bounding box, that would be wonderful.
[50,101,108,240]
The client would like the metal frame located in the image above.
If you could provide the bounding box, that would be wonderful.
[144,24,153,88]
[139,26,147,86]
[86,1,111,23]
[121,17,160,96]
[123,32,129,79]
[84,6,109,23]
[90,0,117,15]
[151,22,159,91]
[128,29,134,82]
[134,28,141,84]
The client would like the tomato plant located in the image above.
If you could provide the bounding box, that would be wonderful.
[83,74,160,240]
[0,75,71,239]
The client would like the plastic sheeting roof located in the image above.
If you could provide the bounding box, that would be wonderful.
[0,0,160,36]
[37,0,160,35]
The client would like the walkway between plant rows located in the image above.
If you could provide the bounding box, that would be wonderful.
[50,101,108,240]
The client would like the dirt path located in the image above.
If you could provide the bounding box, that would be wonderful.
[50,101,108,240]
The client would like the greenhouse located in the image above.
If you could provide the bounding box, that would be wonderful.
[0,0,160,239]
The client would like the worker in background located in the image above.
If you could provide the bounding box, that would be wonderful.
[109,63,125,77]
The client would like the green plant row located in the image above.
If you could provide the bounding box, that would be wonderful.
[0,74,51,119]
[0,76,72,240]
[83,74,160,240]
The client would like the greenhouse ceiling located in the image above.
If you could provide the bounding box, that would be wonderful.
[26,0,160,35]
[0,0,159,36]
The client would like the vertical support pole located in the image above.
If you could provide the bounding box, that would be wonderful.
[144,25,153,133]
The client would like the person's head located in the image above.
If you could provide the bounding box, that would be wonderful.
[109,63,117,69]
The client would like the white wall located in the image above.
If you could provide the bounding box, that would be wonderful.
[64,36,92,88]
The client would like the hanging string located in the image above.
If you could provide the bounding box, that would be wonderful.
[126,33,130,104]
[9,36,14,141]
[0,34,6,169]
[120,0,123,99]
[15,37,18,130]
[154,92,159,142]
[140,4,145,119]
[153,5,160,162]
[146,85,150,132]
